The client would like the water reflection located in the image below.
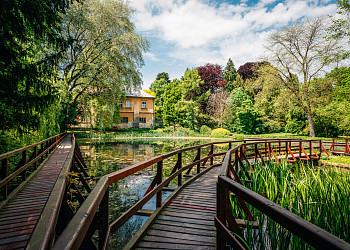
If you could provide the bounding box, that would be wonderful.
[77,138,226,249]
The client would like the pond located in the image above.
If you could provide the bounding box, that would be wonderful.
[77,137,230,249]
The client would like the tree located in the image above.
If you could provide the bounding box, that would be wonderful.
[237,62,267,82]
[150,78,168,108]
[263,16,341,137]
[60,0,149,128]
[0,0,73,131]
[194,64,226,112]
[162,79,181,129]
[223,58,239,92]
[207,89,230,128]
[155,72,170,84]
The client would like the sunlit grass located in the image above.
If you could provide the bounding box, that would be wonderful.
[320,156,350,165]
[231,161,350,249]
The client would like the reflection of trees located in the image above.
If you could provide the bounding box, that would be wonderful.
[78,138,220,249]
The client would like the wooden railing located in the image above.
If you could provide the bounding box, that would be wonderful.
[52,139,251,250]
[216,139,349,250]
[0,132,66,203]
[329,138,350,155]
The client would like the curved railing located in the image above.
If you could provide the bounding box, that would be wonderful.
[51,137,350,250]
[216,139,350,250]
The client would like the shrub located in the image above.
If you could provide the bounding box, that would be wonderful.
[200,125,212,135]
[264,120,281,133]
[211,128,230,137]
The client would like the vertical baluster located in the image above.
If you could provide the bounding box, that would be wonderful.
[45,141,48,157]
[178,153,182,186]
[22,150,27,181]
[285,142,288,159]
[235,150,239,173]
[319,140,322,157]
[254,144,258,163]
[156,160,163,207]
[299,140,302,159]
[1,158,8,199]
[210,144,214,166]
[309,141,312,158]
[99,187,109,250]
[41,143,44,163]
[34,145,38,170]
[216,182,227,250]
[196,148,201,174]
[279,140,281,155]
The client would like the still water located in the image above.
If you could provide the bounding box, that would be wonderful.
[77,138,228,249]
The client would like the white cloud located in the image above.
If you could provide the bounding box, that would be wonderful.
[144,52,159,61]
[130,0,339,87]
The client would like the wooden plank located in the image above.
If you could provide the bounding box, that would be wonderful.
[154,220,216,231]
[0,240,27,249]
[151,224,216,237]
[143,234,215,245]
[164,207,216,216]
[160,211,213,221]
[0,234,31,246]
[137,241,215,249]
[0,220,37,230]
[147,229,215,243]
[156,215,214,226]
[0,224,36,234]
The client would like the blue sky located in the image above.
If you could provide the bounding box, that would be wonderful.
[129,0,339,89]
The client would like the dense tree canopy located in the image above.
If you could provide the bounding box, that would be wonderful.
[0,0,73,131]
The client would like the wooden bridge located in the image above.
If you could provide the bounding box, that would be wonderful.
[0,133,350,249]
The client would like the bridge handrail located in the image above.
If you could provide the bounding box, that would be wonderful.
[217,139,349,249]
[0,132,67,201]
[27,133,75,250]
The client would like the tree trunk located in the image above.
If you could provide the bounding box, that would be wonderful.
[307,113,316,137]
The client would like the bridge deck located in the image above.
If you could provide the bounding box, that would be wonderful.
[135,166,220,250]
[0,135,72,250]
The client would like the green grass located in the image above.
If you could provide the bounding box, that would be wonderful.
[231,161,350,249]
[320,156,350,165]
[247,132,335,141]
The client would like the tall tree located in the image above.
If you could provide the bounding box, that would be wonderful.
[162,79,181,129]
[150,78,168,108]
[155,72,170,84]
[207,89,230,128]
[60,0,149,128]
[263,16,341,137]
[223,58,239,92]
[195,63,226,111]
[0,0,73,131]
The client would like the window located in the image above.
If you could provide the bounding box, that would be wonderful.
[139,117,146,123]
[121,117,128,123]
[142,101,147,108]
[126,101,131,108]
[118,101,123,108]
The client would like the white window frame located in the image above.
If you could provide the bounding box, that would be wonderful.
[142,101,147,109]
[139,117,146,123]
[118,101,123,108]
[126,100,131,108]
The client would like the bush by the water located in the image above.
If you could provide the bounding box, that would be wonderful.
[211,128,230,137]
[200,125,212,135]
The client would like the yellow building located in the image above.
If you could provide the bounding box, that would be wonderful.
[116,90,155,129]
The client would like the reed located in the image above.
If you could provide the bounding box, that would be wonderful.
[231,160,350,249]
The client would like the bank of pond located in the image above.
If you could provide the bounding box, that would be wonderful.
[77,138,350,249]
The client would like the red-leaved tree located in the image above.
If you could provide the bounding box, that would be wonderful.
[237,62,268,82]
[192,63,226,112]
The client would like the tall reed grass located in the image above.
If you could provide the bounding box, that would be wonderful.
[231,161,350,249]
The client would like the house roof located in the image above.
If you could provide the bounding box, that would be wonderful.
[126,90,156,98]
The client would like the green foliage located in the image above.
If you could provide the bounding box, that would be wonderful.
[264,120,281,133]
[211,128,230,137]
[200,125,212,135]
[180,68,204,100]
[0,0,72,131]
[155,72,170,84]
[150,78,168,108]
[236,100,263,134]
[285,107,307,134]
[329,67,350,102]
[230,87,250,108]
[223,58,239,92]
[162,79,181,127]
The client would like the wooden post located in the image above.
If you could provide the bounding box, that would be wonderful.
[285,142,288,159]
[45,141,48,157]
[99,187,109,250]
[41,143,44,163]
[178,153,182,186]
[22,150,27,181]
[268,142,271,159]
[196,148,201,174]
[279,140,281,155]
[299,141,302,159]
[309,141,312,158]
[217,182,227,250]
[156,161,163,208]
[235,150,239,173]
[254,144,257,163]
[34,146,38,170]
[210,144,214,166]
[319,140,322,157]
[229,142,231,150]
[1,158,8,199]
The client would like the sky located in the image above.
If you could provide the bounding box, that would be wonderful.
[129,0,339,90]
